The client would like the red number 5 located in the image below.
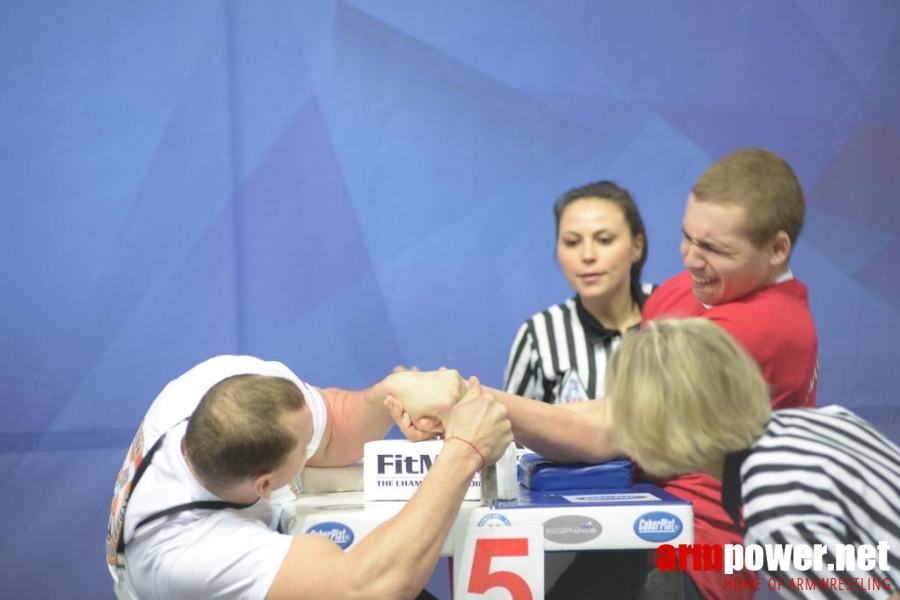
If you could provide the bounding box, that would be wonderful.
[467,537,532,600]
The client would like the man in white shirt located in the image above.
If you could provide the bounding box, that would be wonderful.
[107,355,512,600]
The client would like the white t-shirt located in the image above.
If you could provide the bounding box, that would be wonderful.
[120,355,327,600]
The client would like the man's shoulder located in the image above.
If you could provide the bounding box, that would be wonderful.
[190,354,274,374]
[643,272,696,318]
[655,270,692,290]
[756,277,810,304]
[129,493,279,553]
[718,278,812,320]
[182,355,299,386]
[707,282,816,353]
[125,505,288,599]
[649,272,692,298]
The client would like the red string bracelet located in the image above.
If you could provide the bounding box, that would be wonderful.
[443,436,486,471]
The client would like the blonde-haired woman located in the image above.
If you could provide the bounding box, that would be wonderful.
[609,318,900,599]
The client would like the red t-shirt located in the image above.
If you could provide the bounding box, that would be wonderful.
[643,271,818,599]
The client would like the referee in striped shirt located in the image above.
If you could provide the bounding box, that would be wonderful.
[503,180,659,598]
[504,281,655,403]
[504,180,655,405]
[610,318,899,600]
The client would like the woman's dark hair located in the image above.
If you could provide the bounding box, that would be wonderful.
[553,180,648,284]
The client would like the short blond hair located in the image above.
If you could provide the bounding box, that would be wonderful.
[608,318,771,477]
[692,148,805,249]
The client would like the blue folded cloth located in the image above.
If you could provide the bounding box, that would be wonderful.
[518,454,633,491]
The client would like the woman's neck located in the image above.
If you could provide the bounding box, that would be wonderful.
[580,284,641,334]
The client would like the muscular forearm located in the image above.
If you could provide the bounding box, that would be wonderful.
[488,387,620,463]
[343,441,481,598]
[269,446,479,600]
[311,383,395,467]
[272,380,511,600]
[312,369,468,466]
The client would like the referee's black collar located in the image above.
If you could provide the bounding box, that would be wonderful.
[721,448,751,535]
[574,282,650,344]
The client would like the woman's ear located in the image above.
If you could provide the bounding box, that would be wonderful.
[633,232,646,263]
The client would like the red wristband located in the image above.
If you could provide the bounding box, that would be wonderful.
[444,436,486,471]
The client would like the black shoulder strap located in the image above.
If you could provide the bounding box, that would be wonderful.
[135,498,258,530]
[116,432,167,558]
[119,431,257,556]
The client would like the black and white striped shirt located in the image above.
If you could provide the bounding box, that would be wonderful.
[503,283,655,403]
[726,406,900,598]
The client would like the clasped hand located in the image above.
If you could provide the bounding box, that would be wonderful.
[383,368,464,435]
[384,370,513,467]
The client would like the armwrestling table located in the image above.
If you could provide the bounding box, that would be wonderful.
[282,482,693,554]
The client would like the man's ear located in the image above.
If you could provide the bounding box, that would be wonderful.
[769,231,791,267]
[253,472,275,499]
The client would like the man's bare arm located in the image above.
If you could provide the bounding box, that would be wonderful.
[308,369,466,467]
[267,381,513,600]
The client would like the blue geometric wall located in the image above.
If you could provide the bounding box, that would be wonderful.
[1,2,898,598]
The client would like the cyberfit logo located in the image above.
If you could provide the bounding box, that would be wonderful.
[376,454,434,475]
[633,512,683,542]
[307,522,355,549]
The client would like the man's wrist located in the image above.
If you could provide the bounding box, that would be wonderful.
[369,377,392,406]
[438,436,483,476]
[444,436,485,470]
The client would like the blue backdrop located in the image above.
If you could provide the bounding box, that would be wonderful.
[1,2,898,598]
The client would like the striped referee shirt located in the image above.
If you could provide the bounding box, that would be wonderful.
[722,406,900,599]
[503,282,655,403]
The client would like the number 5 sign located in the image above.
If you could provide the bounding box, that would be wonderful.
[453,523,544,599]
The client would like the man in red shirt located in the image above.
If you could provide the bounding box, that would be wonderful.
[638,148,817,599]
[645,148,817,410]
